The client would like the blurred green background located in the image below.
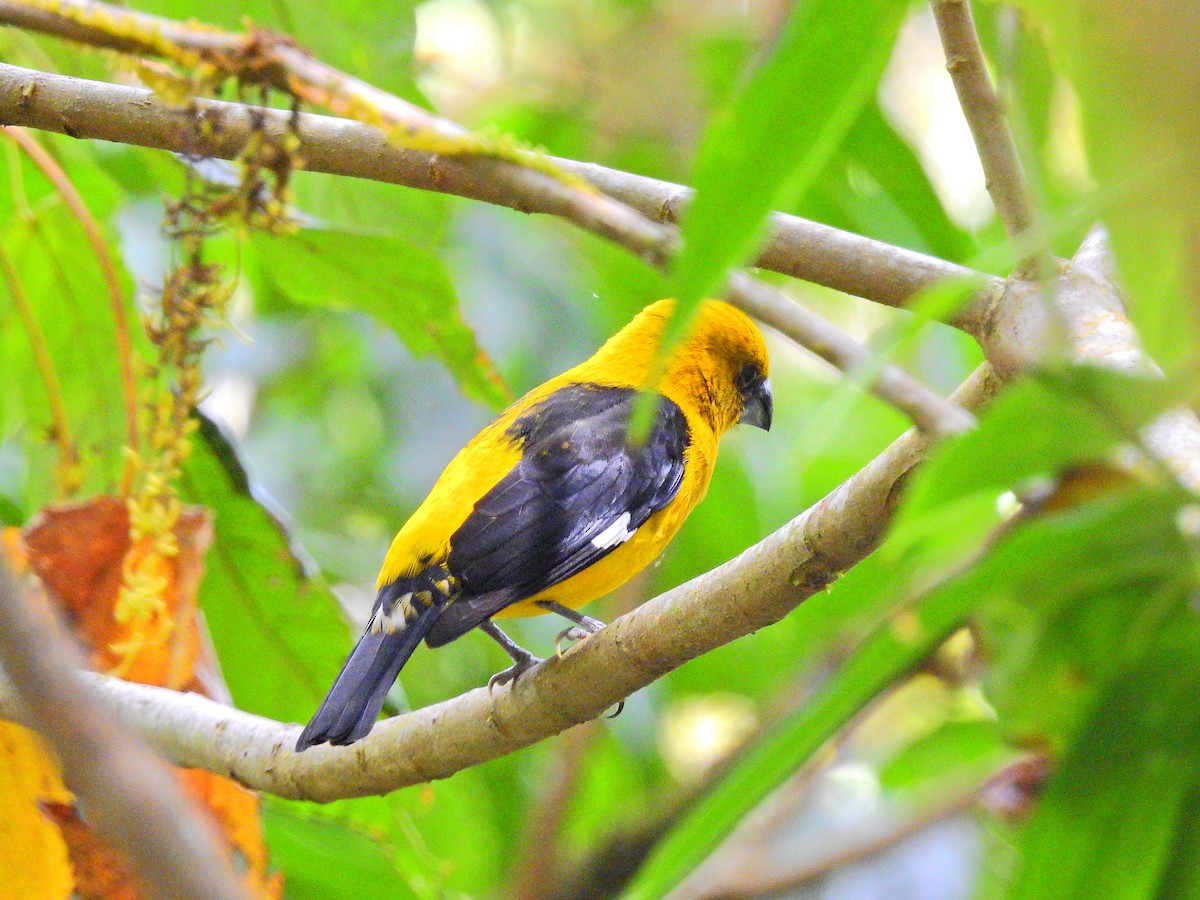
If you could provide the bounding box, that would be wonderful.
[3,0,1200,897]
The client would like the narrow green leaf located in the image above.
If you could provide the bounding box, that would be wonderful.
[670,0,909,310]
[880,720,1010,793]
[249,229,509,409]
[1011,625,1200,899]
[181,414,351,724]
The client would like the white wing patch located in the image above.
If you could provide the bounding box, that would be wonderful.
[591,511,637,550]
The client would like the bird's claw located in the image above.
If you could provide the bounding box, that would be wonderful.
[488,655,543,693]
[555,624,602,658]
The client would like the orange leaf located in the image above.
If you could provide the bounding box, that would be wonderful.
[0,724,74,900]
[8,502,283,898]
[22,497,210,688]
[40,804,141,900]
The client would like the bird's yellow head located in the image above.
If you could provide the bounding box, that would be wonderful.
[580,299,772,436]
[661,300,772,435]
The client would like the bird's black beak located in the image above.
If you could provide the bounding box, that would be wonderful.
[738,375,773,431]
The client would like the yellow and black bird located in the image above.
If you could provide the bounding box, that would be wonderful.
[296,299,772,750]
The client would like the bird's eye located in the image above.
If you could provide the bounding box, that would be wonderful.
[734,363,761,392]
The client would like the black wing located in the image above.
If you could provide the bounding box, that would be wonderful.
[424,384,688,647]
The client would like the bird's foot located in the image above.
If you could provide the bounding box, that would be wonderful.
[488,653,543,693]
[555,622,603,658]
[536,600,607,659]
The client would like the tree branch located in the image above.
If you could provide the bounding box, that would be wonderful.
[0,366,1000,801]
[554,158,986,315]
[0,227,1188,803]
[695,754,1045,899]
[931,0,1037,247]
[0,56,989,318]
[0,0,660,243]
[977,227,1200,491]
[0,0,986,306]
[0,61,975,437]
[0,558,248,900]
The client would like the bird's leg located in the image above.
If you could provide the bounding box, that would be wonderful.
[536,600,606,658]
[479,620,543,692]
[535,601,625,718]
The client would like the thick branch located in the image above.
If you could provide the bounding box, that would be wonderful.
[0,229,1188,802]
[0,62,975,437]
[932,0,1037,245]
[0,366,1000,801]
[0,560,247,900]
[0,60,991,315]
[0,1,989,314]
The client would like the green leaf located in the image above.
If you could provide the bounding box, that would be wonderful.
[181,414,351,724]
[248,229,509,409]
[1,145,146,506]
[884,366,1199,581]
[669,0,909,310]
[880,720,1010,794]
[262,804,420,900]
[1009,0,1200,369]
[907,367,1196,515]
[1011,624,1200,899]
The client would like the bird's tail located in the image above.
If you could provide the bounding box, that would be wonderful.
[295,603,439,751]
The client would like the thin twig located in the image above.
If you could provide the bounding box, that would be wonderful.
[0,62,978,437]
[931,0,1049,281]
[3,125,139,493]
[729,271,976,438]
[697,754,1045,899]
[0,558,248,900]
[931,0,1036,243]
[0,366,1000,801]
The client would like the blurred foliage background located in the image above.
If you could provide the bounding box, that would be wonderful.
[2,0,1200,897]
